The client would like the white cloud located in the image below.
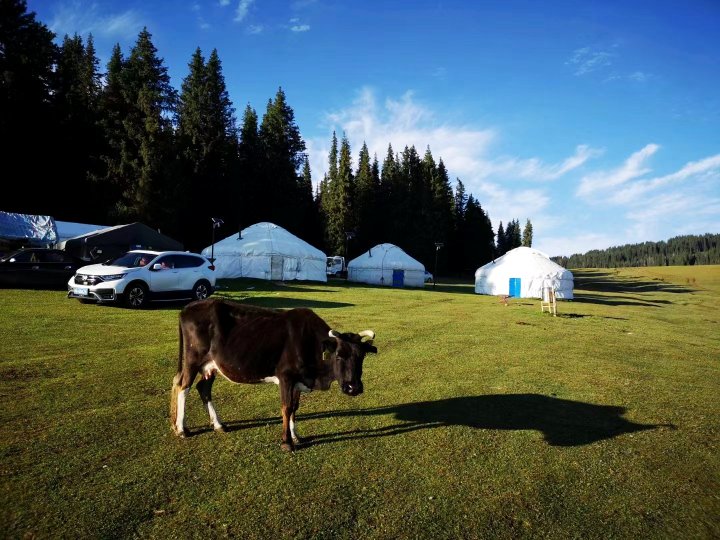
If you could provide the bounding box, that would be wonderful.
[628,71,651,83]
[568,146,720,254]
[566,46,615,76]
[49,2,143,39]
[610,154,720,204]
[307,88,719,258]
[234,0,254,22]
[247,24,264,34]
[577,143,659,198]
[291,24,311,32]
[307,88,598,250]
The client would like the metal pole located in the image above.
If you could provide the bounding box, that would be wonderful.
[433,242,443,289]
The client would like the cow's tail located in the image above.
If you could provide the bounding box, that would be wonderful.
[170,320,184,427]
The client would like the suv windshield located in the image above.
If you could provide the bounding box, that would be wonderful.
[110,252,156,268]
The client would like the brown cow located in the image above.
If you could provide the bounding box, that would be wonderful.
[170,298,377,450]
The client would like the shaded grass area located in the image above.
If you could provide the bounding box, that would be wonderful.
[1,266,719,538]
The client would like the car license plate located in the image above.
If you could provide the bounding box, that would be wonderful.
[73,286,89,296]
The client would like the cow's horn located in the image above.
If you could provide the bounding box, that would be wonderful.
[329,330,341,338]
[359,330,375,341]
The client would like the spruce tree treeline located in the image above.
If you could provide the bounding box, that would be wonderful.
[552,234,720,268]
[1,1,533,275]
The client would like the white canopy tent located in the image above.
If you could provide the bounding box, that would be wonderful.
[55,221,108,244]
[474,246,574,299]
[202,222,327,282]
[348,243,425,288]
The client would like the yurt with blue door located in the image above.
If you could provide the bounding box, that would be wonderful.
[474,246,574,299]
[348,243,425,288]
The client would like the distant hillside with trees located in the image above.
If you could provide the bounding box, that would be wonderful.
[552,234,720,268]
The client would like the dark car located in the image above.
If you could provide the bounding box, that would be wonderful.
[0,248,87,289]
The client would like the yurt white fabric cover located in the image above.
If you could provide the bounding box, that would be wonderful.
[202,222,327,282]
[474,246,574,299]
[348,243,425,287]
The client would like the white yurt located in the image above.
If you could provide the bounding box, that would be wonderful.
[348,243,425,288]
[474,246,574,299]
[202,222,327,282]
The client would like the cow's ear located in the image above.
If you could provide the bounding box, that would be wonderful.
[322,338,338,354]
[364,344,378,354]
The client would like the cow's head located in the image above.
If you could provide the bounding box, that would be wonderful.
[323,329,377,396]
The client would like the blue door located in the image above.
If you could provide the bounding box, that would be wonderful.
[392,269,405,287]
[509,277,521,297]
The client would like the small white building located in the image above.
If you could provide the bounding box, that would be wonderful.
[475,246,574,299]
[348,243,425,288]
[202,222,327,282]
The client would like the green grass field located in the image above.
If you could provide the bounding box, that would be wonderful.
[1,266,719,539]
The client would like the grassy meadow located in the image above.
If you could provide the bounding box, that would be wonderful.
[1,266,719,539]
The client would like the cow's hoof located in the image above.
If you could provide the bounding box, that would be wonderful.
[174,428,189,438]
[215,423,228,433]
[280,442,295,452]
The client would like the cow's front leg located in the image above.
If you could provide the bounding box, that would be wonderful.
[171,370,197,438]
[280,380,300,451]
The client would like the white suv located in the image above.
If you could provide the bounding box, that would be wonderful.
[68,250,216,308]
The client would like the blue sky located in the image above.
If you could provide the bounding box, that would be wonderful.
[30,0,720,257]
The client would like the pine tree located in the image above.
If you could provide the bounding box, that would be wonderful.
[298,156,322,247]
[426,153,454,275]
[510,219,522,249]
[237,104,263,225]
[114,28,178,231]
[0,0,57,214]
[355,142,378,253]
[92,43,127,218]
[496,221,506,256]
[522,219,533,247]
[323,134,355,255]
[463,196,495,270]
[258,87,307,232]
[176,47,238,250]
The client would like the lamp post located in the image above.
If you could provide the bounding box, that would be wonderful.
[345,230,355,259]
[434,242,444,288]
[210,217,224,263]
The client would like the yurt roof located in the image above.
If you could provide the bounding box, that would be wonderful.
[348,243,424,270]
[204,222,325,259]
[475,246,572,278]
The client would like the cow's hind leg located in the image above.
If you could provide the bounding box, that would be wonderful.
[171,369,197,437]
[197,374,227,433]
[289,388,302,444]
[280,381,300,452]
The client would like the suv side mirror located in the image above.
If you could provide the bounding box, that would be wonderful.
[152,263,163,271]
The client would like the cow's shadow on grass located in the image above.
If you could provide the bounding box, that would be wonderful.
[218,393,671,448]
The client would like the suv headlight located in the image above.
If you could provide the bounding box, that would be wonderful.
[103,273,126,281]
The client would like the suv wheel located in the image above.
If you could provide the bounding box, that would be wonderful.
[125,282,149,308]
[192,280,212,301]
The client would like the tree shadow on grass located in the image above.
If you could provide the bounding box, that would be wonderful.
[209,394,671,448]
[571,293,670,308]
[211,291,353,310]
[572,270,695,295]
